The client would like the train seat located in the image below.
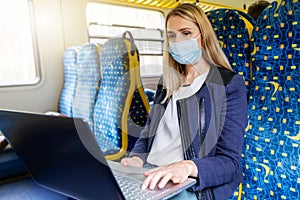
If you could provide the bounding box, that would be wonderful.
[0,141,27,180]
[93,31,150,160]
[242,0,300,199]
[72,43,101,130]
[144,88,156,107]
[58,46,80,117]
[206,8,254,97]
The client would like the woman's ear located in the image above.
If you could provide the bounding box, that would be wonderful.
[198,36,202,49]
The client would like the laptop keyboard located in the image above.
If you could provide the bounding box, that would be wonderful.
[114,174,172,200]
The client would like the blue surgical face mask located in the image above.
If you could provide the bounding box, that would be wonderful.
[168,35,202,65]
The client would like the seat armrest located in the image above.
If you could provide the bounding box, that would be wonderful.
[0,136,8,152]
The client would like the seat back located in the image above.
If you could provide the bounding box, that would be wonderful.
[205,11,254,197]
[93,31,150,160]
[58,46,80,117]
[242,0,300,199]
[72,43,101,130]
[206,9,254,96]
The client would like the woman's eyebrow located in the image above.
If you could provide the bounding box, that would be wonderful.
[166,31,175,34]
[167,27,192,34]
[178,27,193,32]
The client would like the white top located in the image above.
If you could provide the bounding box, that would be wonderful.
[147,72,208,166]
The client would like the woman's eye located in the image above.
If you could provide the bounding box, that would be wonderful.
[167,36,176,42]
[183,32,191,36]
[167,34,175,39]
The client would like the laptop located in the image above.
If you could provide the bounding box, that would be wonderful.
[0,109,196,200]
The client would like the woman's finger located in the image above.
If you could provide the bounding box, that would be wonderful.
[148,170,166,190]
[158,171,173,189]
[141,171,155,190]
[120,159,128,167]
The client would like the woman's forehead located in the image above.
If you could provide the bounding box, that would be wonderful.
[166,16,198,32]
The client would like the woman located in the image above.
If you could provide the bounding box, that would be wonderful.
[121,3,248,200]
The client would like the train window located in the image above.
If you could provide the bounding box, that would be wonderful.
[86,2,164,77]
[0,0,39,87]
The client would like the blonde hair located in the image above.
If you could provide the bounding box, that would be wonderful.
[162,3,232,101]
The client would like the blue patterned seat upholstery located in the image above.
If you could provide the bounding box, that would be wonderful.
[206,9,254,97]
[242,0,300,199]
[206,9,255,199]
[72,43,101,130]
[93,31,150,160]
[58,46,80,117]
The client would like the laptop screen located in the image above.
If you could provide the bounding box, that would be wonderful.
[0,109,196,200]
[0,109,125,200]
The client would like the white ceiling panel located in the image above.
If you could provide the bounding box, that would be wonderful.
[203,0,273,10]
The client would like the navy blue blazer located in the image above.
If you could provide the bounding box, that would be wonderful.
[130,65,248,200]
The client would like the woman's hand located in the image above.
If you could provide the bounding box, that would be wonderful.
[120,156,144,168]
[141,160,198,190]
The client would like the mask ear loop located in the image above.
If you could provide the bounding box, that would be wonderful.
[196,34,202,50]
